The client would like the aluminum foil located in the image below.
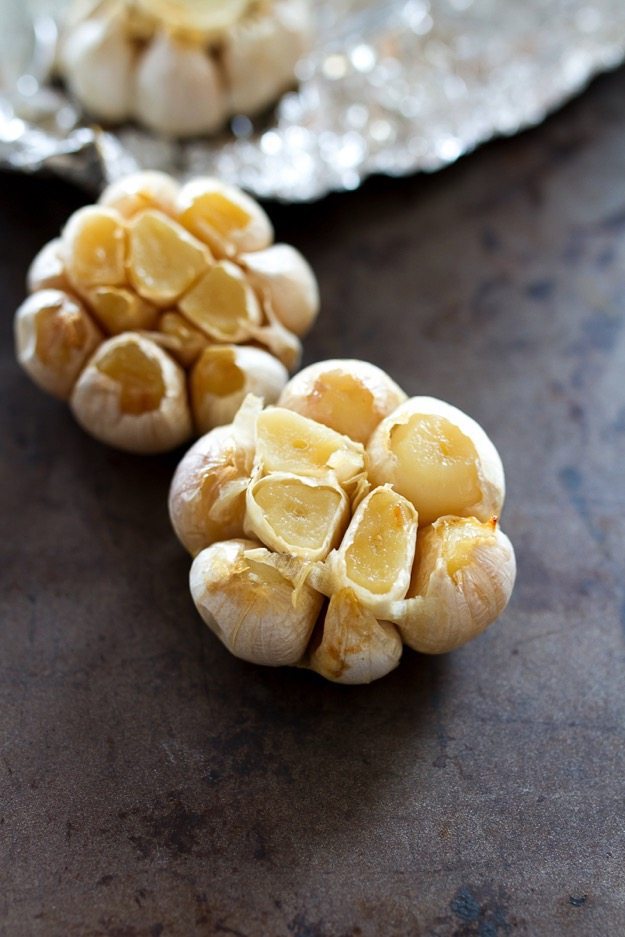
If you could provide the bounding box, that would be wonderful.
[1,0,625,202]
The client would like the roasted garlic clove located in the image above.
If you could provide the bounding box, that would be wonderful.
[190,539,323,666]
[168,422,254,556]
[176,178,273,257]
[190,344,288,434]
[134,32,226,137]
[366,396,505,526]
[27,239,68,294]
[86,286,159,335]
[178,260,261,342]
[314,485,418,611]
[278,359,407,444]
[127,209,211,306]
[62,206,127,294]
[245,471,349,562]
[98,170,181,220]
[14,289,103,400]
[71,332,192,453]
[308,588,402,685]
[240,244,319,338]
[389,516,516,654]
[156,311,208,368]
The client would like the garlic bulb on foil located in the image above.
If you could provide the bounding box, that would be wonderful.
[57,0,313,137]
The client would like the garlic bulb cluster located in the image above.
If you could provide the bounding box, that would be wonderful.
[14,171,319,454]
[57,0,313,137]
[169,360,516,684]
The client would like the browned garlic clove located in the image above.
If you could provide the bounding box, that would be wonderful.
[367,396,505,526]
[98,171,181,220]
[190,539,323,666]
[389,516,516,654]
[70,332,192,453]
[308,588,402,685]
[176,178,273,257]
[14,289,103,400]
[278,359,407,444]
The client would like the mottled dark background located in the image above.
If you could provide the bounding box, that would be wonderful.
[1,67,625,937]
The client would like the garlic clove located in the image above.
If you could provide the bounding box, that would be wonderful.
[314,484,418,612]
[248,320,302,372]
[70,332,192,453]
[278,359,407,445]
[240,243,319,337]
[168,423,254,555]
[366,396,505,526]
[62,206,127,294]
[178,260,261,342]
[190,344,288,435]
[223,0,312,115]
[86,286,159,335]
[98,170,181,220]
[190,538,323,666]
[176,178,273,258]
[245,471,349,562]
[133,0,252,37]
[254,405,365,487]
[134,31,226,138]
[156,311,208,367]
[128,209,211,306]
[60,10,136,122]
[27,239,68,294]
[388,516,516,654]
[308,588,403,685]
[14,289,103,400]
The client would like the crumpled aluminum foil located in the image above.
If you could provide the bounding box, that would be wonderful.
[1,0,624,202]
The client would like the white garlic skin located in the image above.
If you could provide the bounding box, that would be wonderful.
[70,333,192,453]
[389,519,517,654]
[278,359,407,445]
[190,539,323,666]
[168,424,253,556]
[98,170,181,219]
[366,396,506,524]
[60,10,136,122]
[27,239,68,294]
[191,345,288,435]
[240,244,319,337]
[14,290,103,400]
[223,0,312,114]
[308,589,403,685]
[134,32,226,137]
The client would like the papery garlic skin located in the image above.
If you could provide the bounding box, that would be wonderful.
[278,359,407,444]
[169,424,253,555]
[388,517,517,654]
[190,539,323,666]
[27,240,68,293]
[308,589,402,685]
[191,345,288,434]
[367,396,505,526]
[240,244,319,337]
[71,333,192,453]
[14,290,103,400]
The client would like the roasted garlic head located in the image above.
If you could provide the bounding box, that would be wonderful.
[169,361,516,684]
[57,0,313,137]
[14,172,319,454]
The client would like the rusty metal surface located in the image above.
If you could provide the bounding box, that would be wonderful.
[2,67,625,937]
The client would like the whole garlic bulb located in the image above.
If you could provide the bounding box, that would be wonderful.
[57,0,313,137]
[14,171,319,454]
[170,361,517,684]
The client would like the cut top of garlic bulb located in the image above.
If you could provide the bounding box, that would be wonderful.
[172,362,516,685]
[15,170,319,454]
[131,0,253,38]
